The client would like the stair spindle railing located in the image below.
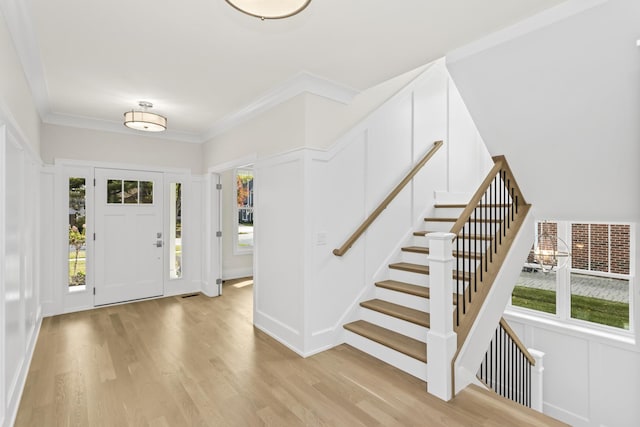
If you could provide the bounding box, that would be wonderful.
[447,156,535,405]
[448,156,527,340]
[478,319,536,407]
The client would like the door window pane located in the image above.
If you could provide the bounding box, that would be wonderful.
[69,177,87,289]
[123,180,138,204]
[140,181,153,204]
[169,183,182,279]
[107,179,122,203]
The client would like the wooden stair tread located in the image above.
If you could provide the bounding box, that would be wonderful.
[389,262,429,274]
[413,230,494,241]
[375,280,459,304]
[434,203,512,208]
[434,204,466,208]
[413,230,437,237]
[375,280,429,298]
[360,299,430,327]
[389,262,472,281]
[401,246,482,259]
[344,320,427,363]
[457,234,493,241]
[424,217,503,223]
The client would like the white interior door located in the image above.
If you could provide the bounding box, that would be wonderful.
[94,169,164,305]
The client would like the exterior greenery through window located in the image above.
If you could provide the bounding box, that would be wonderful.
[169,183,182,279]
[69,177,87,289]
[236,168,254,252]
[511,221,633,331]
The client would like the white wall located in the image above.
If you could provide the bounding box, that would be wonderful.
[447,0,640,222]
[253,151,306,352]
[220,169,252,279]
[41,124,204,174]
[250,59,491,356]
[203,96,306,167]
[0,11,42,427]
[0,125,41,427]
[0,9,40,156]
[504,312,640,427]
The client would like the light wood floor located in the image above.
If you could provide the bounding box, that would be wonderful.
[15,278,567,426]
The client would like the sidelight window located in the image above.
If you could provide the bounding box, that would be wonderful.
[68,177,87,290]
[235,168,254,253]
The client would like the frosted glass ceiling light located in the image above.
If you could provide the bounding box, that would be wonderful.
[124,101,167,132]
[225,0,311,20]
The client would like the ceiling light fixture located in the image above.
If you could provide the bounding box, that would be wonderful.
[124,101,167,132]
[225,0,311,20]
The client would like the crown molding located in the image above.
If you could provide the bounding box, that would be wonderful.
[446,0,608,64]
[201,71,359,142]
[44,112,202,144]
[1,0,359,144]
[0,0,51,117]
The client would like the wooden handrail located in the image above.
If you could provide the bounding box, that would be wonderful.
[449,155,527,238]
[333,140,444,256]
[499,317,536,366]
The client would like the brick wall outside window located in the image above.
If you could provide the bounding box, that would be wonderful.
[571,223,630,275]
[527,222,558,265]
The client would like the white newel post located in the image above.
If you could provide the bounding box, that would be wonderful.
[426,232,457,401]
[529,348,545,412]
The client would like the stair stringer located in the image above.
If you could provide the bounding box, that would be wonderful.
[453,210,535,394]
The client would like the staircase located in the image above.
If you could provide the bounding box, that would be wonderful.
[343,204,468,380]
[341,155,534,402]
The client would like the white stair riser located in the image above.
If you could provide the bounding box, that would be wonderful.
[389,269,429,286]
[401,251,430,265]
[432,207,464,217]
[422,221,455,232]
[374,287,430,313]
[344,331,428,381]
[413,235,431,247]
[360,308,428,342]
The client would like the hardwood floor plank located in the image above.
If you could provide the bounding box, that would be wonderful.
[15,278,567,426]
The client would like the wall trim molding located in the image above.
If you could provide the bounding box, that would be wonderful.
[44,113,203,144]
[446,0,608,64]
[202,72,359,142]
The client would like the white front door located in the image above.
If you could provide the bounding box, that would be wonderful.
[94,169,164,305]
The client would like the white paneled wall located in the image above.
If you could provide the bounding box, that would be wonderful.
[252,59,492,356]
[253,151,307,352]
[1,124,41,427]
[504,314,640,427]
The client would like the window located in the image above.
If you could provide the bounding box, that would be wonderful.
[107,179,153,204]
[511,221,634,332]
[169,182,182,279]
[69,177,87,290]
[512,221,558,314]
[235,168,254,253]
[570,223,631,329]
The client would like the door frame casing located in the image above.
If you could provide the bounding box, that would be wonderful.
[206,153,257,297]
[52,158,196,314]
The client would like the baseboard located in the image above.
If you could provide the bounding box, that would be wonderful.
[542,402,591,427]
[5,311,43,427]
[254,309,304,356]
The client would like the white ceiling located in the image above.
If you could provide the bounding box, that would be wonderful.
[9,0,567,142]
